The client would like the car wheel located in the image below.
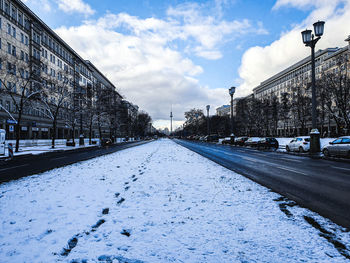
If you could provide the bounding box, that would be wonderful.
[286,146,290,152]
[299,147,304,153]
[323,148,329,157]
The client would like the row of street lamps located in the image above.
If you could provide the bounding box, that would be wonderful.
[205,20,324,153]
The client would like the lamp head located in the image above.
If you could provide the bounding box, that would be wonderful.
[313,21,325,37]
[301,29,312,44]
[229,86,236,95]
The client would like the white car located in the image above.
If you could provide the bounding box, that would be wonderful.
[286,137,310,153]
[322,136,350,158]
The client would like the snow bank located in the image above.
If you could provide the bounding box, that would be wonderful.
[0,139,349,262]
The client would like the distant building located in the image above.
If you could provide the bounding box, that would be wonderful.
[216,105,230,116]
[160,127,170,135]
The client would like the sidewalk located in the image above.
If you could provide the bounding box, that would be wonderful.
[0,138,132,159]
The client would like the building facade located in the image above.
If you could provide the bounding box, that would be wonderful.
[249,38,350,136]
[216,105,230,116]
[0,0,132,140]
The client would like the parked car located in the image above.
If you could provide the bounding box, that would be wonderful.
[101,138,112,146]
[66,139,76,147]
[205,135,219,142]
[244,137,261,147]
[234,137,248,146]
[257,137,279,150]
[322,136,350,158]
[286,137,310,153]
[222,136,235,145]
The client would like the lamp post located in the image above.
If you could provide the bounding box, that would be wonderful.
[206,105,210,136]
[301,20,325,154]
[170,109,173,136]
[229,86,236,141]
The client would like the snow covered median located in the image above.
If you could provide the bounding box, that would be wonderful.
[0,139,349,262]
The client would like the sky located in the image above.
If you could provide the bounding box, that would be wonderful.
[21,0,350,129]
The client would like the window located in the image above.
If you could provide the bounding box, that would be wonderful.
[25,53,28,62]
[20,50,24,60]
[7,23,11,34]
[11,45,16,56]
[25,36,28,46]
[12,27,16,38]
[332,139,342,144]
[18,12,23,25]
[6,101,10,112]
[7,42,11,54]
[21,33,24,43]
[11,7,17,20]
[7,62,16,75]
[4,2,9,15]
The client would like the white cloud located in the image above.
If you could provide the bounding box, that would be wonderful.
[56,0,95,16]
[236,0,350,98]
[53,2,268,128]
[167,3,268,59]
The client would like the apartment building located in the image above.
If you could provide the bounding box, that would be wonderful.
[216,105,230,116]
[250,38,350,136]
[0,0,128,140]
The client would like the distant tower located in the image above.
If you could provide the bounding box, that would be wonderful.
[170,106,173,135]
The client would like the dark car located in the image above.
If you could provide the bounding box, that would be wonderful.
[257,137,279,150]
[244,137,261,147]
[66,139,76,147]
[322,136,350,158]
[234,137,248,146]
[205,134,219,142]
[101,138,113,146]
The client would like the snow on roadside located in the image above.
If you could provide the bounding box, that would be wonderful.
[0,139,349,263]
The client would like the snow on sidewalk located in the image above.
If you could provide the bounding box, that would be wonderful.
[0,139,349,263]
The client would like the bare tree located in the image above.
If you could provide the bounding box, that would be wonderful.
[0,53,41,152]
[290,83,312,136]
[37,67,73,148]
[279,92,291,136]
[318,54,350,135]
[184,108,205,135]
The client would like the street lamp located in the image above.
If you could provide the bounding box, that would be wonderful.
[301,20,325,154]
[206,105,210,136]
[229,86,236,141]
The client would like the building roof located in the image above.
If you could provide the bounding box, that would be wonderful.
[253,47,339,93]
[14,0,91,69]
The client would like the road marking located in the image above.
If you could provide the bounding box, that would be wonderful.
[331,166,350,172]
[276,166,308,176]
[0,163,29,171]
[51,156,66,161]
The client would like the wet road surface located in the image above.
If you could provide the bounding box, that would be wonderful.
[175,139,350,228]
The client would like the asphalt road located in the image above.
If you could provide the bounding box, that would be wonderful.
[0,141,149,184]
[175,139,350,228]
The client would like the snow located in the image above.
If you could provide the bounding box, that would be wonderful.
[0,138,134,159]
[1,139,349,262]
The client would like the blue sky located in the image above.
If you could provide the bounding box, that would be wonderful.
[22,0,350,129]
